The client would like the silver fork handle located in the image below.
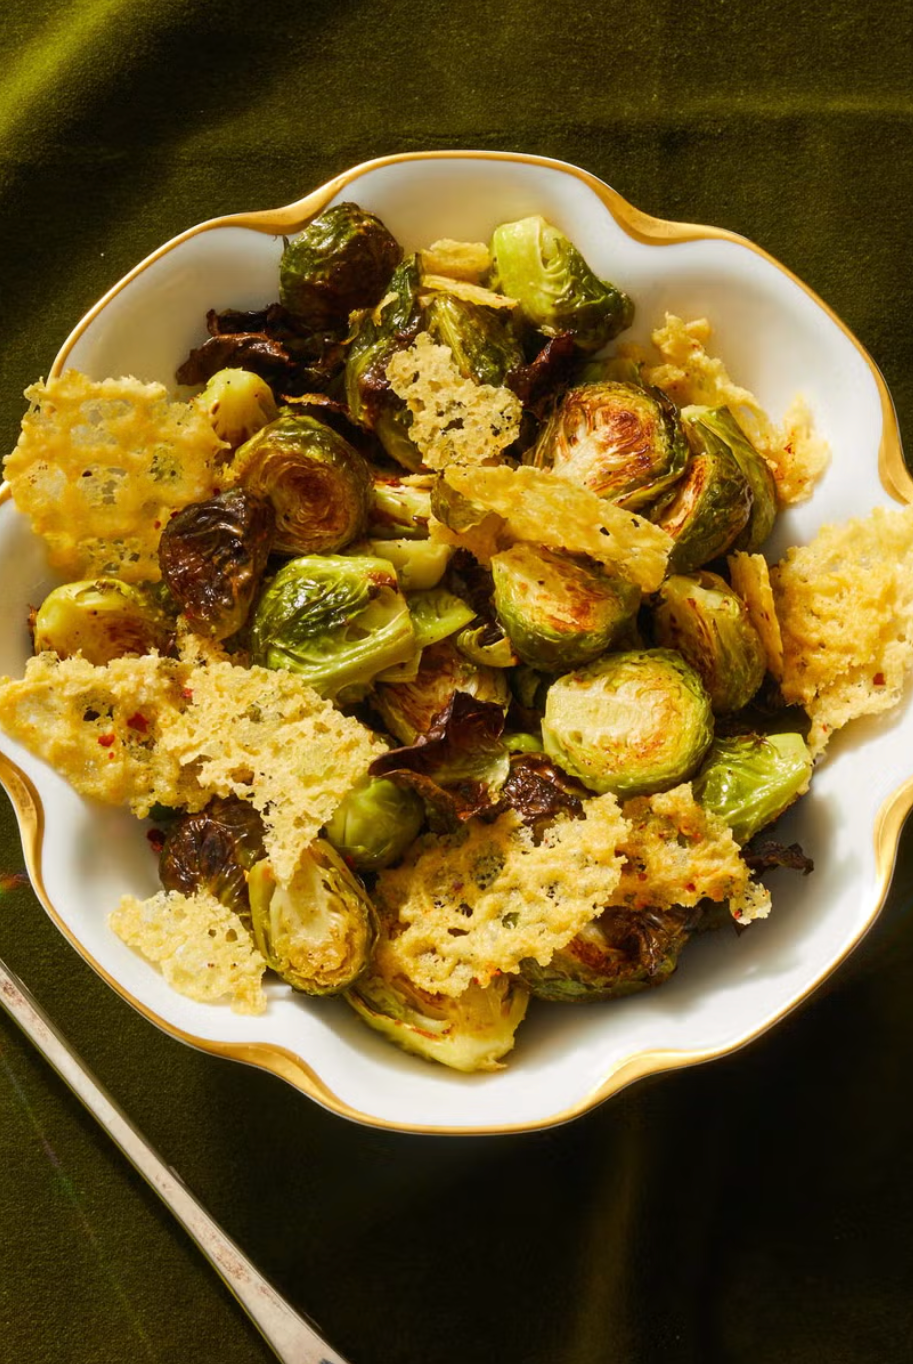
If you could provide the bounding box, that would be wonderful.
[0,958,350,1364]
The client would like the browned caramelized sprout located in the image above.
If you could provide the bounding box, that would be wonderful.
[652,571,767,714]
[279,202,403,330]
[158,796,267,919]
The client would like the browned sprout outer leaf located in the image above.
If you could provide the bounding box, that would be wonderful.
[159,795,268,919]
[158,488,275,640]
[496,753,586,836]
[176,306,348,395]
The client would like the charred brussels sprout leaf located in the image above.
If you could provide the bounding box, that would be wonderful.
[324,775,424,871]
[32,578,173,663]
[489,216,633,351]
[423,292,524,387]
[230,412,370,555]
[248,840,377,995]
[176,305,347,396]
[692,732,813,844]
[371,638,510,745]
[520,905,698,1002]
[651,428,752,573]
[528,380,689,510]
[542,649,714,797]
[159,796,267,919]
[158,489,274,640]
[345,947,529,1072]
[652,571,767,714]
[195,368,278,449]
[250,554,415,698]
[279,202,402,331]
[683,406,778,554]
[345,255,424,460]
[498,752,586,836]
[492,543,640,672]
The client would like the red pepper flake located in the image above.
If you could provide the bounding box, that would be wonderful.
[146,828,166,853]
[685,882,696,893]
[873,672,886,687]
[181,686,194,701]
[127,712,148,733]
[97,733,115,748]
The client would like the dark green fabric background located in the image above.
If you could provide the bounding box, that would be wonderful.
[2,2,913,1361]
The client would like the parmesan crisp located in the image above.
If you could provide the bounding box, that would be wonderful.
[5,372,224,581]
[728,550,785,679]
[771,503,913,754]
[375,793,629,996]
[385,333,522,470]
[439,464,672,591]
[110,889,267,1014]
[644,315,829,506]
[419,239,491,282]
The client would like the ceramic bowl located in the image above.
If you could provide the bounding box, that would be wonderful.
[1,151,910,1134]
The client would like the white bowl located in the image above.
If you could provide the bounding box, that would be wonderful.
[1,151,911,1134]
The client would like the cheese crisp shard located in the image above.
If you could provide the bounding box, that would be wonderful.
[0,653,381,873]
[440,464,672,591]
[419,239,491,282]
[110,889,267,1015]
[374,793,628,997]
[643,315,829,506]
[728,550,785,679]
[5,372,224,581]
[385,333,522,470]
[771,503,913,754]
[612,784,765,921]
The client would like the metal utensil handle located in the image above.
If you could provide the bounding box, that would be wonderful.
[0,958,350,1364]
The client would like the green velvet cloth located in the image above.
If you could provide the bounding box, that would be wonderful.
[2,2,913,1360]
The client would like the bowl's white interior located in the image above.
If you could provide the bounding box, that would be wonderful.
[0,154,905,1132]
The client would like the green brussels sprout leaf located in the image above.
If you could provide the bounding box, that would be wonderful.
[692,732,813,844]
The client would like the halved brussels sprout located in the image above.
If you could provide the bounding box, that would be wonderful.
[230,412,370,555]
[489,215,633,351]
[195,368,278,450]
[345,255,423,458]
[32,578,172,663]
[368,474,433,539]
[692,732,813,844]
[249,840,377,995]
[542,649,714,797]
[407,588,476,649]
[324,776,424,871]
[491,543,641,672]
[651,429,752,574]
[520,905,697,1002]
[372,638,510,745]
[279,202,402,330]
[159,796,267,919]
[422,292,524,387]
[158,488,275,640]
[368,537,452,591]
[527,381,689,510]
[652,571,766,714]
[682,406,778,554]
[345,939,529,1071]
[250,554,416,698]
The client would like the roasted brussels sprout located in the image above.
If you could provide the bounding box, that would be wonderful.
[372,638,510,745]
[651,428,752,574]
[491,543,641,672]
[345,940,528,1071]
[455,622,519,668]
[652,571,767,714]
[159,796,266,918]
[250,554,416,698]
[692,732,813,844]
[32,578,172,663]
[279,202,402,330]
[367,537,452,591]
[248,840,377,995]
[520,905,697,1002]
[195,367,278,449]
[368,474,433,539]
[527,380,689,510]
[158,488,274,640]
[230,412,370,555]
[345,255,423,465]
[542,649,714,797]
[489,216,633,351]
[324,775,424,871]
[683,406,777,554]
[423,292,524,387]
[408,588,476,649]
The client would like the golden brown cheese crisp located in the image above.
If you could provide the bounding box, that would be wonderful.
[385,334,522,469]
[613,784,765,919]
[5,372,224,581]
[419,239,492,282]
[375,793,629,997]
[771,503,913,754]
[440,464,673,591]
[0,654,381,869]
[644,315,829,507]
[110,889,267,1014]
[728,550,785,679]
